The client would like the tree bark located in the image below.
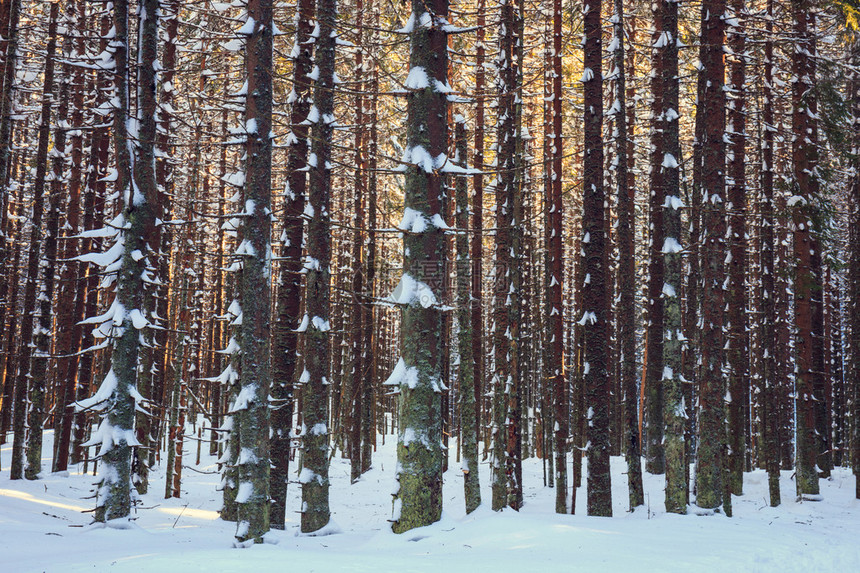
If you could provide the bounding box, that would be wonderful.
[233,0,274,543]
[301,0,336,533]
[644,0,665,475]
[760,0,780,506]
[660,0,686,514]
[11,3,59,481]
[455,117,480,513]
[791,0,820,500]
[726,0,748,497]
[694,0,728,513]
[612,0,643,511]
[271,0,314,529]
[390,0,448,533]
[548,0,567,514]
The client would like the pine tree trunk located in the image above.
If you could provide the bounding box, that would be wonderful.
[660,0,686,514]
[791,0,820,500]
[760,0,780,506]
[390,0,448,533]
[0,152,22,445]
[11,3,59,481]
[582,0,611,516]
[271,0,314,529]
[694,0,728,512]
[80,0,161,522]
[0,0,20,325]
[851,117,860,497]
[726,0,748,497]
[347,10,367,482]
[612,0,643,511]
[233,0,274,543]
[504,0,525,511]
[850,35,860,500]
[361,8,380,474]
[455,118,480,514]
[471,0,486,452]
[644,0,665,475]
[492,0,516,512]
[52,0,88,474]
[28,6,67,480]
[128,0,161,497]
[300,0,336,533]
[548,0,567,514]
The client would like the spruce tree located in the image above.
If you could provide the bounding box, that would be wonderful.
[582,0,611,517]
[301,0,336,534]
[390,0,449,533]
[660,0,686,514]
[233,0,274,544]
[694,0,728,513]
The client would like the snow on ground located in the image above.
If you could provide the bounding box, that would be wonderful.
[2,427,859,572]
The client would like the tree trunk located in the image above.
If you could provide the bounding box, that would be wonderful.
[548,0,567,514]
[455,117,480,513]
[791,0,820,500]
[612,0,643,511]
[11,3,59,481]
[644,0,665,475]
[0,0,21,328]
[471,0,486,452]
[760,0,780,506]
[660,0,686,514]
[582,0,611,517]
[850,33,860,501]
[694,0,728,513]
[300,0,336,533]
[390,0,448,533]
[233,0,274,543]
[52,0,88,474]
[492,0,516,512]
[77,0,161,522]
[271,0,314,529]
[726,0,748,497]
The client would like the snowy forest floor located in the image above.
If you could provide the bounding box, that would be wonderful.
[2,428,859,572]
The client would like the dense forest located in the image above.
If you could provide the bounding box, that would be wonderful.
[0,0,858,547]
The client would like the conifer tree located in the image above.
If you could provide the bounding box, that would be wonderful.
[611,0,643,511]
[390,0,449,532]
[791,0,820,500]
[659,0,686,514]
[726,0,748,497]
[760,0,781,506]
[301,0,336,534]
[233,0,274,544]
[547,0,567,514]
[582,0,611,517]
[455,116,480,514]
[644,0,666,475]
[76,0,161,523]
[271,0,315,530]
[694,0,729,513]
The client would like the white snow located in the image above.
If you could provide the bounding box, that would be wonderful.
[662,237,683,254]
[662,153,679,169]
[1,429,859,572]
[404,66,430,90]
[387,273,437,308]
[382,357,420,390]
[395,13,416,34]
[235,482,254,503]
[237,17,256,36]
[397,207,429,234]
[664,195,684,210]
